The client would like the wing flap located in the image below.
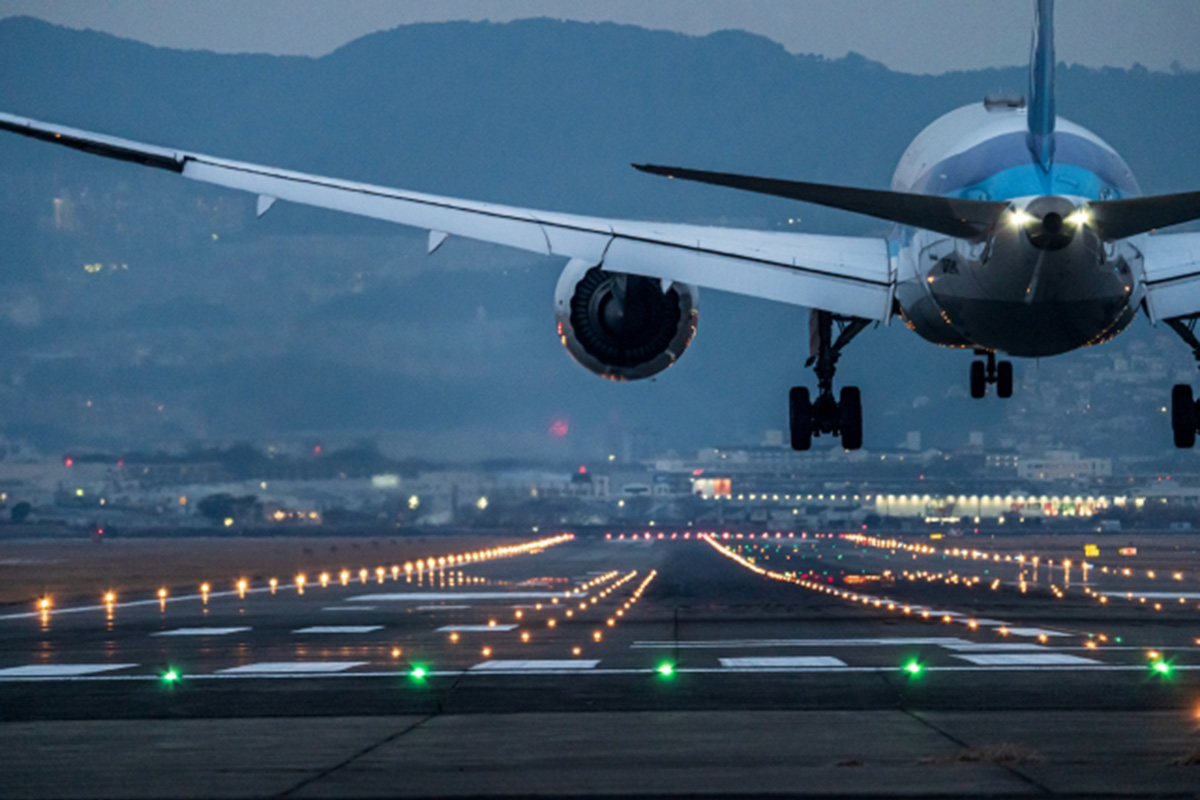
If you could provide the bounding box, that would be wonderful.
[1140,232,1200,320]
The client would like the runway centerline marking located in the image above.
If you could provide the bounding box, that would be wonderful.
[0,664,139,677]
[217,662,368,674]
[719,656,847,668]
[152,627,251,637]
[953,653,1101,666]
[349,592,570,602]
[322,606,377,612]
[1003,627,1071,638]
[437,624,518,632]
[469,660,600,671]
[292,626,383,634]
[632,638,974,649]
[940,642,1047,651]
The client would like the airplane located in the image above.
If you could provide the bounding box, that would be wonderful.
[3,0,1200,451]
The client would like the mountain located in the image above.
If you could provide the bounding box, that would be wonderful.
[0,16,1196,460]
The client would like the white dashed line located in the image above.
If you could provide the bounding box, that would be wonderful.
[1003,627,1071,638]
[632,638,973,649]
[469,660,600,671]
[436,624,517,632]
[0,664,138,677]
[953,653,1101,666]
[719,657,846,668]
[322,606,377,612]
[293,626,383,634]
[217,662,368,674]
[152,627,251,637]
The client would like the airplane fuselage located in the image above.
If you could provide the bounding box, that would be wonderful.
[891,102,1144,357]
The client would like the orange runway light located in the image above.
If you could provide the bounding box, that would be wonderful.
[521,631,531,643]
[391,647,402,658]
[449,632,460,643]
[103,591,116,604]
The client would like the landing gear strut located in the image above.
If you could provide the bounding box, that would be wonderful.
[969,350,1013,399]
[1166,317,1200,448]
[789,310,868,451]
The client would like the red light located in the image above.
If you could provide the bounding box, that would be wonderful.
[313,445,322,454]
[549,419,569,438]
[63,457,73,467]
[116,460,124,467]
[578,465,587,474]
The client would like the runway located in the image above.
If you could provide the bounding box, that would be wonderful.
[3,531,1200,797]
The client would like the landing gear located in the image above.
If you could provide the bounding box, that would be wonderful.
[1165,317,1200,449]
[1171,384,1198,449]
[969,351,1013,398]
[789,310,869,451]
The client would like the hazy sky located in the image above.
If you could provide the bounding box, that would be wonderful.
[0,0,1197,75]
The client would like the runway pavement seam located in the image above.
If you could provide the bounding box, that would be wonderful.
[274,713,437,798]
[901,709,1054,796]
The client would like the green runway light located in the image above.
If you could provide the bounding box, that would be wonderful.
[161,669,180,683]
[656,662,676,678]
[1151,660,1173,676]
[903,660,924,677]
[410,665,428,680]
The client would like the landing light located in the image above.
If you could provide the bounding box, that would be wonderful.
[1010,208,1036,227]
[1066,207,1091,227]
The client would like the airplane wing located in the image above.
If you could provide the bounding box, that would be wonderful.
[0,112,892,321]
[1140,233,1200,320]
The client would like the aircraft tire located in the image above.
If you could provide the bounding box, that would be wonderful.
[970,361,987,398]
[1171,384,1196,449]
[789,387,813,451]
[840,386,863,451]
[997,361,1014,398]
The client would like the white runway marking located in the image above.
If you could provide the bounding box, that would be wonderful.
[350,592,567,602]
[322,606,377,612]
[953,653,1100,666]
[437,624,517,632]
[0,664,138,677]
[1003,627,1071,638]
[1100,591,1200,600]
[632,638,973,649]
[293,626,382,634]
[152,627,250,637]
[719,657,846,668]
[415,605,472,611]
[940,642,1046,651]
[217,662,367,674]
[469,660,600,671]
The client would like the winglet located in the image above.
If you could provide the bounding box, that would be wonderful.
[428,230,449,254]
[256,195,277,218]
[1027,0,1056,171]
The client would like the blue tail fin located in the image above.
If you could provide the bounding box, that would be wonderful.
[1027,0,1055,171]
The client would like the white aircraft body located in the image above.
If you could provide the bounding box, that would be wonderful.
[3,0,1200,449]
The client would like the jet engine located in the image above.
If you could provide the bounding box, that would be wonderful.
[554,260,698,381]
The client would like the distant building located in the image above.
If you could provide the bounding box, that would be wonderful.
[1017,451,1112,482]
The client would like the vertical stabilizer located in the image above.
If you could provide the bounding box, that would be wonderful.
[1027,0,1056,171]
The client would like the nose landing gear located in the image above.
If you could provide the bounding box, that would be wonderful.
[789,310,869,451]
[970,351,1013,398]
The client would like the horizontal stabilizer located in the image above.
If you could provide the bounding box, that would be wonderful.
[633,164,1008,240]
[1091,191,1200,240]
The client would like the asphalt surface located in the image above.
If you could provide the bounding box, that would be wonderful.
[3,532,1200,798]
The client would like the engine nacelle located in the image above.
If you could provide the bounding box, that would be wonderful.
[554,260,698,381]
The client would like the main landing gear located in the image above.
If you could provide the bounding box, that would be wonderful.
[1166,317,1200,448]
[789,310,869,452]
[969,350,1013,399]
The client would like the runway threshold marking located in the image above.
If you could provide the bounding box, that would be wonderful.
[632,638,974,649]
[437,624,518,632]
[0,664,138,677]
[216,661,368,674]
[952,653,1101,666]
[152,627,251,637]
[469,660,600,671]
[719,657,847,668]
[292,626,383,634]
